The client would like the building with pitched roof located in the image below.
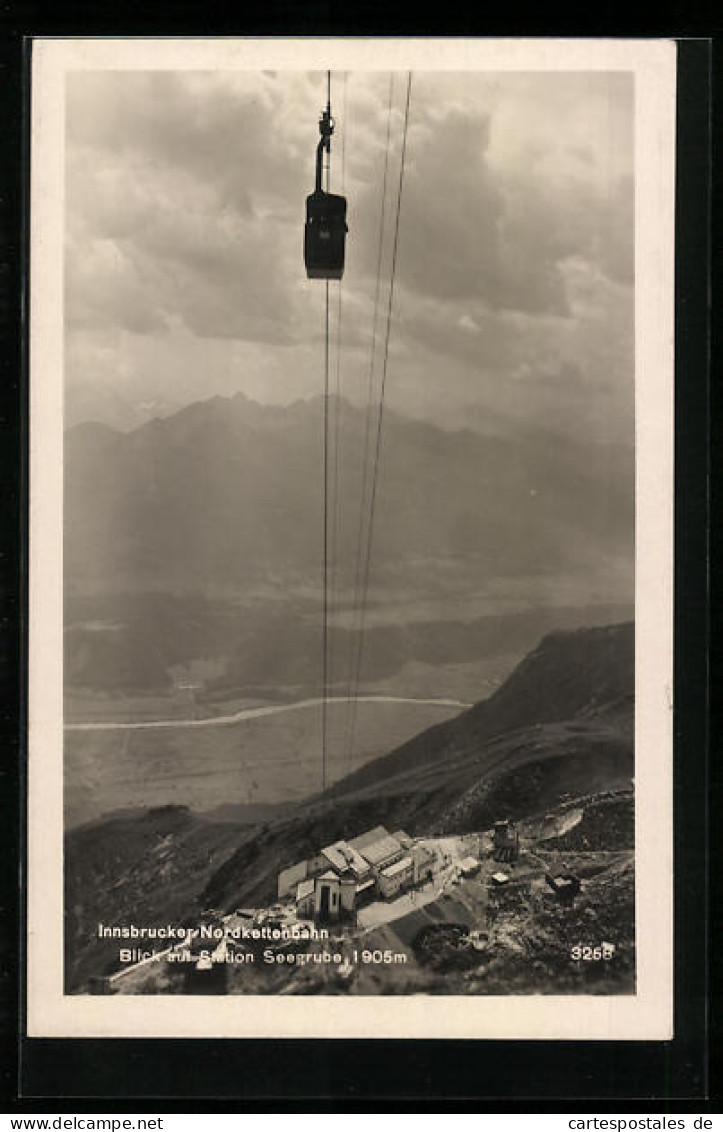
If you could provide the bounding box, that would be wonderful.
[348,825,405,872]
[378,854,415,898]
[311,868,357,922]
[411,843,436,884]
[279,825,439,922]
[317,839,372,882]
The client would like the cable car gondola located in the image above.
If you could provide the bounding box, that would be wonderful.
[304,100,347,280]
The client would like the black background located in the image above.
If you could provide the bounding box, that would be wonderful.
[0,3,716,1110]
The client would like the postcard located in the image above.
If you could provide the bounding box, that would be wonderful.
[28,36,675,1039]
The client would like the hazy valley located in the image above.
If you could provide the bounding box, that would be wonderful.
[66,622,635,994]
[64,393,632,834]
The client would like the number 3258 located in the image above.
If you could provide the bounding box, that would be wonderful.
[571,943,615,961]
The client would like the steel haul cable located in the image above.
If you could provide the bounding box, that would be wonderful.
[322,275,330,793]
[342,73,396,771]
[329,71,348,765]
[346,71,413,769]
[321,69,332,794]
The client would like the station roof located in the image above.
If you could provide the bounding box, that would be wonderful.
[349,825,390,851]
[349,825,403,867]
[381,854,413,878]
[321,839,370,877]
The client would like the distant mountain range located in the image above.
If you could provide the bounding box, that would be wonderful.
[64,391,633,596]
[64,378,182,434]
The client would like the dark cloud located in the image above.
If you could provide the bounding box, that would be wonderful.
[66,70,326,235]
[349,93,632,318]
[65,68,634,451]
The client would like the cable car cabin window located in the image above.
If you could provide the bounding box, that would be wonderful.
[305,190,348,280]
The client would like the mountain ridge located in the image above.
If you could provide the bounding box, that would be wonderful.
[202,621,634,911]
[64,391,633,598]
[327,621,633,799]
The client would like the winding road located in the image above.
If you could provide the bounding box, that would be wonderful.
[65,694,472,733]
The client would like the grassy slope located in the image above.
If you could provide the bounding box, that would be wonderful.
[328,622,633,798]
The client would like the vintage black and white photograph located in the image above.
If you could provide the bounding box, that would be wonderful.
[28,38,675,1039]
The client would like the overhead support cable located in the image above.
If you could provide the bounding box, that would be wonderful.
[346,72,413,768]
[329,71,348,730]
[343,72,396,768]
[320,68,332,794]
[322,274,330,793]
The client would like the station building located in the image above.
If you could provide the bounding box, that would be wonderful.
[277,825,436,922]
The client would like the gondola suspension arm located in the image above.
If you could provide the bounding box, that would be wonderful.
[304,74,348,281]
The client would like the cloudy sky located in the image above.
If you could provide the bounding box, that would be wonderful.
[65,68,634,448]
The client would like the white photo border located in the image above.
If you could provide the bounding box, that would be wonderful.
[28,36,676,1040]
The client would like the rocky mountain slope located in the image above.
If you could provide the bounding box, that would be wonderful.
[64,804,252,992]
[200,624,633,910]
[328,621,633,798]
[65,622,634,991]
